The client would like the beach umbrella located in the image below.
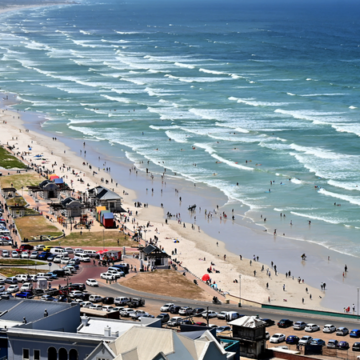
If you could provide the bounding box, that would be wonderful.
[202,274,210,282]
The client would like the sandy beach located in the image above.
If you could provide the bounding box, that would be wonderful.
[0,97,337,312]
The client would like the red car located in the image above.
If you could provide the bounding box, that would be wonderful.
[194,322,207,326]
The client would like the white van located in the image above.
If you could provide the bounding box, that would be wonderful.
[50,248,68,256]
[114,297,130,306]
[225,312,241,322]
[75,253,90,262]
[83,250,97,258]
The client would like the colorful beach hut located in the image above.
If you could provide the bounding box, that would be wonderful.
[96,206,106,222]
[49,174,59,181]
[102,212,114,228]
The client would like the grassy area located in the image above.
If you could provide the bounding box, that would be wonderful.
[0,267,39,278]
[54,231,138,248]
[0,172,42,189]
[0,146,27,169]
[6,195,27,207]
[0,259,39,265]
[15,216,63,240]
[121,270,209,300]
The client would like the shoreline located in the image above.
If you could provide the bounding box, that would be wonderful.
[0,93,340,311]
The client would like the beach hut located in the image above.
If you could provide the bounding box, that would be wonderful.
[102,212,114,228]
[49,175,59,181]
[100,209,110,223]
[96,206,106,222]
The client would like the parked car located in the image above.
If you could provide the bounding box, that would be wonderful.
[114,297,130,306]
[80,301,93,308]
[169,305,181,314]
[216,326,231,334]
[310,339,326,346]
[167,317,183,327]
[11,251,19,258]
[338,341,350,350]
[30,251,38,259]
[102,305,115,312]
[225,312,243,322]
[270,333,286,343]
[130,310,146,320]
[179,307,193,315]
[120,308,133,317]
[194,322,207,326]
[336,327,349,336]
[299,336,313,345]
[2,250,9,257]
[20,283,33,292]
[323,324,336,333]
[261,318,275,327]
[69,290,84,299]
[86,279,98,287]
[5,277,17,284]
[278,319,293,328]
[293,321,307,330]
[217,311,228,320]
[100,272,115,280]
[46,254,55,262]
[180,320,193,326]
[202,310,218,319]
[7,284,19,293]
[0,285,5,292]
[89,295,103,303]
[89,304,103,311]
[112,307,124,313]
[351,329,360,338]
[352,342,360,351]
[193,308,206,317]
[305,324,320,332]
[19,244,34,252]
[15,291,33,299]
[107,269,122,278]
[327,340,339,349]
[20,252,30,259]
[64,247,74,254]
[160,303,174,312]
[103,297,114,305]
[286,336,300,344]
[60,257,71,264]
[157,313,170,323]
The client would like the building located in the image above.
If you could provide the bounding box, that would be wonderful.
[85,326,236,360]
[49,197,86,219]
[28,180,72,201]
[225,316,266,358]
[87,186,124,212]
[139,245,171,269]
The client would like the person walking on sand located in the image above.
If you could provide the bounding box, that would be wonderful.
[224,254,226,261]
[283,284,285,291]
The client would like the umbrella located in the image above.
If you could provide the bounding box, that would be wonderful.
[202,274,210,282]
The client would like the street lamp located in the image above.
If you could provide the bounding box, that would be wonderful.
[239,274,242,307]
[357,288,359,321]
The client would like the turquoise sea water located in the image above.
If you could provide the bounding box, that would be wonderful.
[1,0,360,256]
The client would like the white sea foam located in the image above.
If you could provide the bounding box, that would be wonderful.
[349,106,357,109]
[80,30,91,35]
[318,188,360,206]
[174,62,195,69]
[328,180,360,191]
[290,211,342,225]
[287,92,296,96]
[214,122,249,133]
[211,154,254,171]
[290,178,302,184]
[101,95,131,103]
[165,130,188,143]
[199,68,226,75]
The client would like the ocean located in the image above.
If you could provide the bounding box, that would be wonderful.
[1,0,360,257]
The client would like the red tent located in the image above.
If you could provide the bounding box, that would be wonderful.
[202,274,210,281]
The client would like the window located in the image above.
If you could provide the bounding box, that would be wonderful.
[69,349,78,360]
[34,350,40,360]
[59,348,68,360]
[48,347,57,360]
[23,349,29,360]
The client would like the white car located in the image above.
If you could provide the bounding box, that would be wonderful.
[29,251,38,259]
[64,247,74,254]
[61,257,71,264]
[7,284,19,293]
[202,310,218,319]
[102,305,115,312]
[217,311,228,320]
[115,297,130,306]
[74,248,83,253]
[305,324,320,332]
[179,307,193,315]
[100,272,115,280]
[0,286,4,292]
[20,283,32,292]
[20,252,29,259]
[80,301,93,308]
[120,308,134,317]
[293,321,307,330]
[89,304,103,311]
[12,251,19,258]
[323,324,336,333]
[69,290,83,298]
[160,303,174,312]
[86,279,99,287]
[270,333,285,343]
[35,244,45,251]
[167,317,183,327]
[2,250,9,257]
[299,336,313,345]
[107,269,121,278]
[130,310,146,320]
[112,306,125,313]
[53,255,62,263]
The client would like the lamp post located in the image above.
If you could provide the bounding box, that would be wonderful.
[357,288,359,321]
[239,274,242,307]
[102,227,104,250]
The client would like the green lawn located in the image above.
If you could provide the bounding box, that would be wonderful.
[0,268,39,278]
[54,231,137,248]
[0,146,27,169]
[15,216,63,240]
[1,172,42,189]
[6,195,27,207]
[0,259,40,266]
